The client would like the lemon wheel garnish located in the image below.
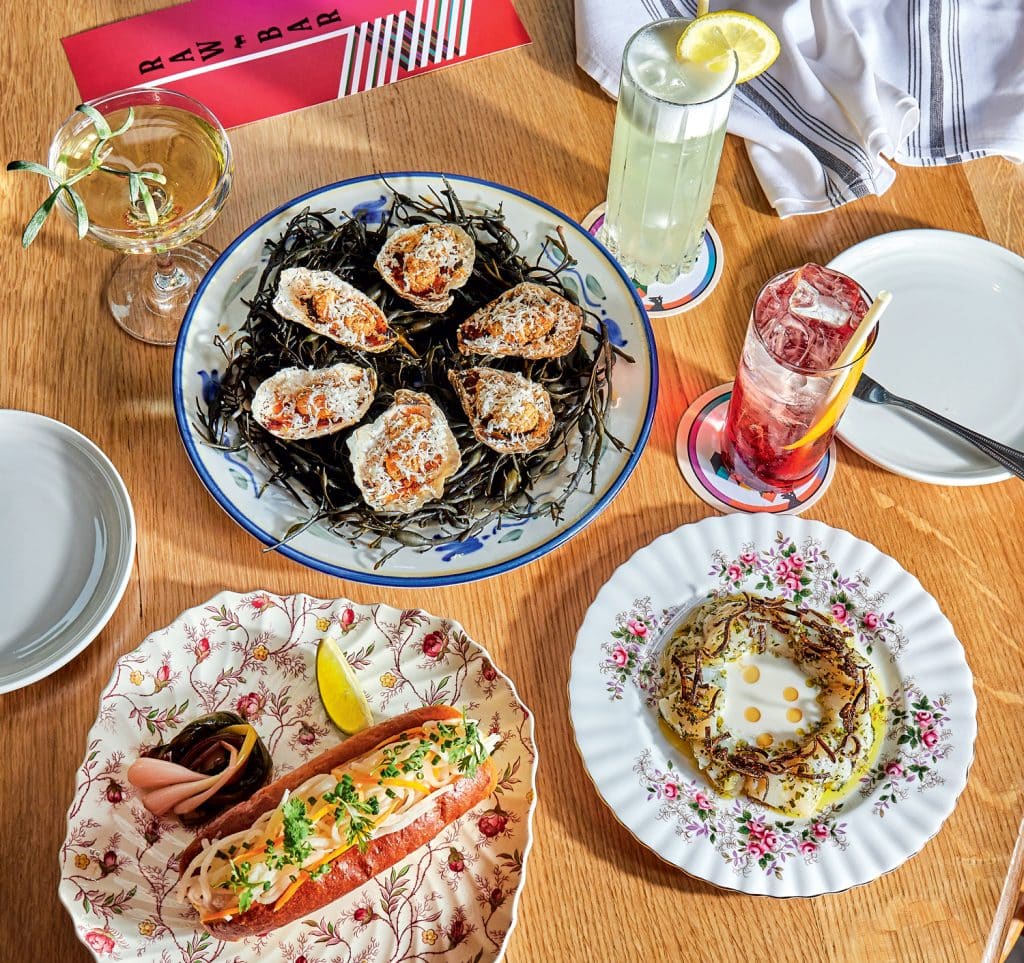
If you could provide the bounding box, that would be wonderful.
[316,636,374,734]
[677,11,781,84]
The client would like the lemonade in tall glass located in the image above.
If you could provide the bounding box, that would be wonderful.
[599,19,737,285]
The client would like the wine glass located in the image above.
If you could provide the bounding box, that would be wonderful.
[47,88,233,345]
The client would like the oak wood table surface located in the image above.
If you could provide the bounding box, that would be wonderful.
[2,2,1023,961]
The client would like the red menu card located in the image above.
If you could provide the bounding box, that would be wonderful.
[62,0,530,128]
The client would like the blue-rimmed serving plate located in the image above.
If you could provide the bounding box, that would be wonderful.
[173,172,657,586]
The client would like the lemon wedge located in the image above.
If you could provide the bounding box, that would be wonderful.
[677,11,781,84]
[316,636,374,734]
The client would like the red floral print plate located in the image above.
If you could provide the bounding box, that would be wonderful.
[59,591,536,960]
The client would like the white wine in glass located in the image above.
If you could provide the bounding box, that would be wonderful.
[48,88,233,345]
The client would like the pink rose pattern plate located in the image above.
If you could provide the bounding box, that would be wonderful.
[569,514,976,897]
[59,591,536,961]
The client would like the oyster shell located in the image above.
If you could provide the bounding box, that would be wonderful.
[273,267,396,352]
[347,389,462,514]
[457,282,583,359]
[251,363,377,440]
[374,223,475,313]
[448,367,554,454]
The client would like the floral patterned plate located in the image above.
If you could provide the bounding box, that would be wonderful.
[59,591,536,960]
[568,514,976,897]
[173,172,657,588]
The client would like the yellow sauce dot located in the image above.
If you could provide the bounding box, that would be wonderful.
[806,677,816,687]
[742,665,760,684]
[786,707,803,724]
[744,706,761,723]
[783,686,800,702]
[756,733,774,748]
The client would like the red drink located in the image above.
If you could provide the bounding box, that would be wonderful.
[722,264,872,491]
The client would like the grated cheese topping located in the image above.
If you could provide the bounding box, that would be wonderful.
[449,367,554,454]
[273,268,396,351]
[374,224,475,306]
[251,363,377,441]
[457,282,584,359]
[347,390,462,513]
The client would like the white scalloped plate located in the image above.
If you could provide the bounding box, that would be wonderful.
[569,514,976,897]
[59,591,536,961]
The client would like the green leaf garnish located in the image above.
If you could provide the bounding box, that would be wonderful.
[324,773,380,853]
[137,177,158,225]
[7,160,59,178]
[8,104,163,246]
[76,104,112,139]
[108,105,135,138]
[63,186,88,239]
[226,859,263,914]
[281,797,314,866]
[22,189,61,248]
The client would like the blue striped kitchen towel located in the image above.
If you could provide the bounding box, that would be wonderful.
[576,0,1024,217]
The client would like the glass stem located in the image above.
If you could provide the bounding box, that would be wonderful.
[152,251,189,296]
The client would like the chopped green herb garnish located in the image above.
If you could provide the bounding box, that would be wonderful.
[226,859,264,914]
[282,798,314,866]
[324,773,381,853]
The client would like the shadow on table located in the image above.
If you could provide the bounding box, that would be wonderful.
[645,341,724,454]
[742,211,939,278]
[518,505,733,898]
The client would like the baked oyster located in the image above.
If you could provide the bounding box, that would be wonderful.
[346,389,462,513]
[448,367,554,454]
[456,282,584,359]
[374,223,475,313]
[251,363,376,440]
[273,267,396,352]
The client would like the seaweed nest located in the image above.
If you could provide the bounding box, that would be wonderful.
[195,181,630,566]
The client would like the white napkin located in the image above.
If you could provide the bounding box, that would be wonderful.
[575,0,1024,217]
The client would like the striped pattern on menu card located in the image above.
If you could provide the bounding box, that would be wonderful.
[62,0,530,128]
[339,0,475,97]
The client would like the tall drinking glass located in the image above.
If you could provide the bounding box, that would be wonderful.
[47,88,233,346]
[599,19,737,286]
[722,265,875,491]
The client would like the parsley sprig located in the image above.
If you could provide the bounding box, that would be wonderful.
[226,859,271,913]
[281,797,314,866]
[324,773,381,852]
[435,712,489,776]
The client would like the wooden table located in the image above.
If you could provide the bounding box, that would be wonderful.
[2,2,1023,960]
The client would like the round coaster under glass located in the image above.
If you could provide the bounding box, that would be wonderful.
[675,384,836,515]
[581,202,723,316]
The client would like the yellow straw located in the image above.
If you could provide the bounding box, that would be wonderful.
[696,0,711,15]
[781,290,892,450]
[828,290,892,376]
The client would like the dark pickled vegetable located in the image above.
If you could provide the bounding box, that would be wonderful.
[145,711,273,825]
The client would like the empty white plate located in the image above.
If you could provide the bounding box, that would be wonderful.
[0,411,135,692]
[830,230,1024,485]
